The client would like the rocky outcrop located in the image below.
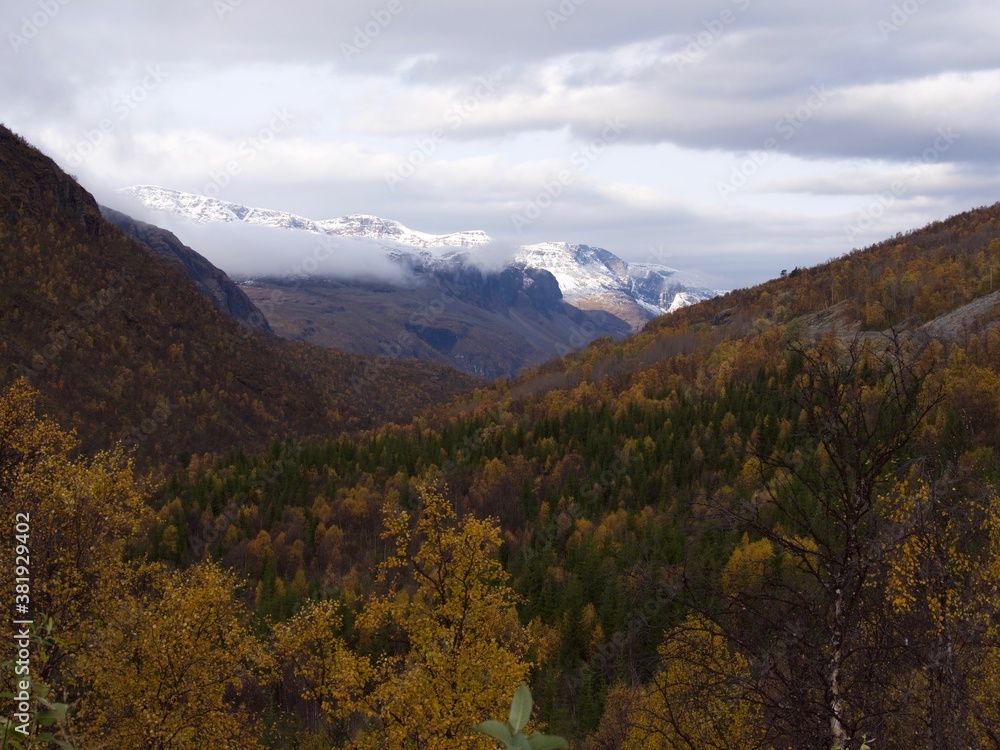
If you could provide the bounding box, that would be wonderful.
[100,206,272,334]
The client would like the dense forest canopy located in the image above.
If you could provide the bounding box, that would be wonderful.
[3,125,1000,748]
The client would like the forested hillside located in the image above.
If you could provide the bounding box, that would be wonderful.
[99,204,1000,745]
[0,126,480,467]
[3,121,1000,748]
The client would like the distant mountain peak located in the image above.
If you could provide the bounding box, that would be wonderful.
[118,185,491,248]
[116,185,724,326]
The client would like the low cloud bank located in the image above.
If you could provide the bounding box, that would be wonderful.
[105,194,417,284]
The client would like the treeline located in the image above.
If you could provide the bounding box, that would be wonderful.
[509,200,1000,402]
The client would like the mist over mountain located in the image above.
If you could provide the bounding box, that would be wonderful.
[0,124,480,463]
[104,185,725,377]
[107,192,418,285]
[110,185,725,329]
[99,205,274,333]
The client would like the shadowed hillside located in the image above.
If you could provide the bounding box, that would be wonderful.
[0,125,481,467]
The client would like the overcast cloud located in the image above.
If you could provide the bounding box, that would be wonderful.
[4,0,999,287]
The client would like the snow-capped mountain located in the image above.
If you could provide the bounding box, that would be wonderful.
[317,215,490,249]
[119,185,490,248]
[117,185,723,325]
[513,243,720,326]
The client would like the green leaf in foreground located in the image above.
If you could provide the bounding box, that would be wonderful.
[509,684,532,733]
[474,686,569,749]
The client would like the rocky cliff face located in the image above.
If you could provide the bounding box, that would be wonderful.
[100,206,272,334]
[239,268,628,380]
[415,261,564,313]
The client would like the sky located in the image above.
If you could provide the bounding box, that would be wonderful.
[3,0,999,289]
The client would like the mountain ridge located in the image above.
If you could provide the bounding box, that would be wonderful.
[237,264,632,380]
[115,184,724,327]
[99,205,273,334]
[0,125,481,466]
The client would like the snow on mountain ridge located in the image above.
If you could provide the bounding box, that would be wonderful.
[116,185,723,320]
[317,215,491,248]
[515,242,722,316]
[516,243,625,298]
[119,186,489,248]
[118,185,321,231]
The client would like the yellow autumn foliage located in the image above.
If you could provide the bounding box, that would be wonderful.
[277,482,533,749]
[621,615,767,750]
[74,562,272,749]
[721,534,774,596]
[0,378,143,667]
